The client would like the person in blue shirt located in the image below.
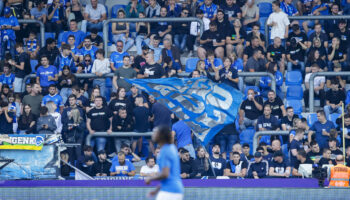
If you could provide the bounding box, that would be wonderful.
[42,84,64,112]
[311,0,329,16]
[212,57,239,89]
[36,56,58,95]
[200,0,218,20]
[308,110,335,149]
[0,64,15,92]
[167,0,182,17]
[145,126,184,200]
[204,50,223,70]
[110,151,136,177]
[0,7,20,59]
[46,0,65,39]
[260,62,283,99]
[172,120,196,159]
[280,0,298,16]
[67,35,82,63]
[62,20,85,48]
[54,44,76,73]
[80,37,98,62]
[110,40,129,71]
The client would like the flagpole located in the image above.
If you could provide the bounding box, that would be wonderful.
[342,103,346,165]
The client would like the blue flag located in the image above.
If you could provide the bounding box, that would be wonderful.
[127,77,243,145]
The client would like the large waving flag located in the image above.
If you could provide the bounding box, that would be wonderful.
[127,77,243,145]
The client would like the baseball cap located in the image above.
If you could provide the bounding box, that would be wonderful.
[254,152,262,158]
[4,7,11,15]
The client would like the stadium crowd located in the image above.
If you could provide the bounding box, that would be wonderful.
[1,0,350,178]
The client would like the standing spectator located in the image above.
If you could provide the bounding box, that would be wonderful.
[137,52,165,79]
[126,0,144,18]
[54,44,76,73]
[0,7,20,59]
[224,151,248,178]
[30,0,47,32]
[46,0,65,38]
[37,38,60,65]
[0,64,15,92]
[200,0,218,20]
[140,156,159,177]
[188,9,210,57]
[0,102,14,134]
[245,50,267,86]
[334,20,350,51]
[66,0,84,29]
[269,151,291,177]
[267,37,286,74]
[61,20,86,48]
[133,96,151,155]
[36,56,58,95]
[304,64,325,109]
[292,149,313,177]
[148,35,162,63]
[80,37,98,62]
[209,144,226,176]
[109,87,132,115]
[256,104,280,131]
[263,90,286,120]
[111,9,134,52]
[173,8,190,52]
[86,87,107,112]
[22,83,42,116]
[226,19,245,59]
[112,107,134,152]
[290,129,304,166]
[91,150,112,176]
[267,1,290,41]
[179,148,195,179]
[112,55,137,92]
[135,13,150,55]
[81,0,106,33]
[308,110,335,149]
[145,0,160,19]
[286,37,307,72]
[328,37,347,71]
[324,79,345,117]
[42,84,63,112]
[324,4,340,38]
[161,39,181,72]
[153,7,172,40]
[281,107,299,131]
[241,0,259,27]
[10,42,30,93]
[58,66,77,104]
[260,63,283,99]
[197,21,225,60]
[193,147,211,177]
[248,152,269,179]
[46,101,62,134]
[110,41,129,71]
[36,106,57,134]
[18,104,37,134]
[91,49,111,97]
[280,0,298,16]
[110,152,136,177]
[239,88,263,130]
[172,120,195,159]
[86,96,113,151]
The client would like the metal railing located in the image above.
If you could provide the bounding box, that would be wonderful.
[103,17,204,56]
[309,72,350,112]
[18,19,45,47]
[85,132,153,146]
[253,131,289,154]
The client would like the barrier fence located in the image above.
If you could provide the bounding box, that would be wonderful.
[18,19,45,47]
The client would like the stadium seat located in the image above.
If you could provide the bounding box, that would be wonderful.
[111,4,126,18]
[258,3,273,17]
[259,17,268,34]
[185,58,199,72]
[285,71,303,86]
[286,86,303,100]
[44,32,55,44]
[57,32,65,47]
[286,99,303,114]
[328,113,340,127]
[30,59,38,73]
[239,127,256,144]
[307,113,318,127]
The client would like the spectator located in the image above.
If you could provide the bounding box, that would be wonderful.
[112,56,136,92]
[112,9,134,52]
[328,37,347,71]
[0,64,15,92]
[86,96,113,151]
[308,23,328,48]
[224,151,248,178]
[280,0,298,16]
[118,143,141,162]
[150,98,173,128]
[0,101,14,134]
[243,36,266,69]
[281,107,299,131]
[241,0,259,27]
[204,50,222,71]
[110,152,136,177]
[10,42,30,93]
[66,0,84,29]
[268,151,291,178]
[25,31,40,60]
[128,85,148,109]
[135,13,150,55]
[161,39,181,72]
[260,63,283,99]
[140,156,159,177]
[286,37,307,72]
[308,110,335,149]
[87,87,107,112]
[61,94,85,133]
[318,148,335,166]
[109,87,132,116]
[46,0,65,38]
[91,49,110,97]
[173,8,190,53]
[132,96,151,154]
[197,21,225,60]
[307,141,322,164]
[126,0,144,18]
[112,107,134,152]
[137,52,165,79]
[239,88,263,130]
[82,0,106,33]
[87,29,104,49]
[324,79,345,117]
[179,148,195,179]
[263,90,286,120]
[172,120,196,159]
[0,7,20,59]
[36,106,57,134]
[145,0,160,20]
[304,64,325,109]
[292,149,313,177]
[110,40,129,71]
[46,101,62,134]
[91,150,111,176]
[153,7,172,40]
[54,44,76,73]
[329,137,343,158]
[167,0,181,17]
[58,66,77,104]
[66,35,82,63]
[337,114,350,148]
[287,24,308,47]
[334,20,350,51]
[77,145,97,176]
[305,49,327,73]
[297,0,312,16]
[42,84,63,113]
[226,19,245,58]
[36,56,58,95]
[200,0,218,20]
[193,146,211,177]
[267,1,290,41]
[209,144,226,176]
[256,104,280,131]
[290,128,304,166]
[324,4,340,38]
[37,38,60,65]
[80,37,98,62]
[267,37,286,74]
[248,152,268,179]
[246,24,265,49]
[22,83,43,116]
[30,1,47,29]
[18,104,37,134]
[212,57,239,89]
[67,85,89,110]
[62,20,86,48]
[242,143,253,160]
[188,9,210,57]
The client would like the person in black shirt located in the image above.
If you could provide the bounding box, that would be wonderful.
[307,141,322,164]
[197,21,226,60]
[137,51,165,79]
[224,151,248,178]
[179,148,196,179]
[334,20,350,51]
[256,104,280,131]
[220,0,242,22]
[263,90,286,120]
[86,96,113,152]
[243,36,265,66]
[212,57,239,89]
[113,107,134,152]
[292,149,314,177]
[209,144,227,176]
[286,37,307,72]
[173,8,190,52]
[239,88,263,130]
[246,24,266,48]
[328,37,347,71]
[242,143,253,161]
[324,79,345,117]
[109,87,133,115]
[91,150,112,176]
[318,148,335,166]
[193,146,211,177]
[267,37,286,74]
[11,42,31,93]
[133,45,149,73]
[37,38,60,65]
[281,107,299,131]
[337,114,350,148]
[87,29,104,49]
[328,137,343,159]
[226,18,245,58]
[290,128,304,166]
[215,9,232,34]
[287,24,308,47]
[269,151,291,177]
[248,152,269,179]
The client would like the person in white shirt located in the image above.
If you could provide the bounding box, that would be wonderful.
[140,156,159,177]
[81,0,107,33]
[303,63,325,109]
[91,49,111,97]
[267,1,290,41]
[188,9,210,57]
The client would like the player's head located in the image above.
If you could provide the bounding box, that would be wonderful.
[152,125,172,144]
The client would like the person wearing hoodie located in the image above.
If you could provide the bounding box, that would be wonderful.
[248,152,269,179]
[36,106,57,134]
[92,150,112,176]
[179,148,196,179]
[193,146,211,177]
[112,107,134,152]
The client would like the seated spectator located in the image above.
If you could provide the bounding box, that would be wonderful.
[318,148,335,166]
[303,0,329,33]
[126,0,144,18]
[18,104,37,134]
[54,44,76,73]
[0,7,20,59]
[91,150,111,177]
[0,64,15,92]
[91,49,110,97]
[167,0,181,17]
[62,20,86,48]
[305,49,327,73]
[307,141,322,164]
[286,38,307,72]
[153,7,172,40]
[220,0,242,23]
[36,106,57,134]
[256,104,280,131]
[324,79,345,117]
[30,1,47,30]
[58,66,77,104]
[242,143,253,160]
[161,38,181,72]
[248,152,268,179]
[42,84,63,112]
[212,57,239,89]
[173,8,190,53]
[297,0,312,16]
[87,29,103,49]
[304,64,325,108]
[308,110,335,149]
[292,149,313,177]
[267,37,286,74]
[281,107,299,131]
[110,40,130,71]
[192,60,208,77]
[197,21,225,60]
[140,156,159,177]
[200,0,218,20]
[290,129,304,166]
[81,0,106,33]
[267,1,290,41]
[46,101,62,134]
[241,0,259,27]
[269,151,291,178]
[25,31,40,60]
[147,35,162,63]
[263,90,286,120]
[245,49,267,86]
[179,148,195,179]
[243,35,265,65]
[145,0,161,21]
[118,144,141,162]
[246,24,265,49]
[328,37,347,71]
[324,4,340,38]
[209,144,226,176]
[329,137,343,159]
[46,0,65,39]
[112,107,134,152]
[334,20,350,51]
[307,23,328,48]
[239,88,263,130]
[215,9,231,37]
[66,0,84,29]
[66,35,82,63]
[260,63,283,99]
[80,37,98,62]
[137,52,165,79]
[280,0,298,16]
[188,9,210,57]
[193,146,211,177]
[204,50,222,71]
[112,9,134,52]
[110,152,136,177]
[36,56,58,95]
[224,151,248,178]
[77,145,97,176]
[226,19,245,58]
[135,13,150,55]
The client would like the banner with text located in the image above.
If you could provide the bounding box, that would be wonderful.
[0,134,45,150]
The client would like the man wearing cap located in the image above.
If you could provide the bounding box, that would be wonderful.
[248,152,269,179]
[269,151,291,177]
[0,7,20,59]
[91,150,112,177]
